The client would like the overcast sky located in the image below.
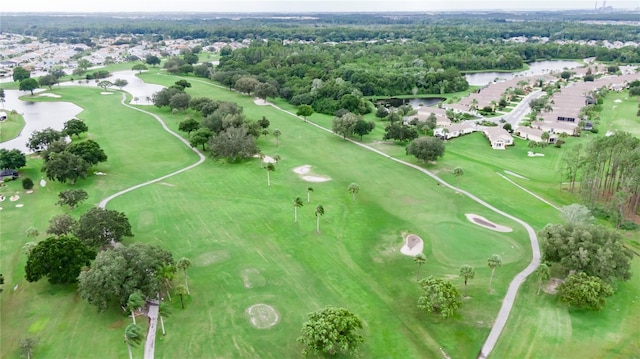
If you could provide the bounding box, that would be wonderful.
[2,0,639,13]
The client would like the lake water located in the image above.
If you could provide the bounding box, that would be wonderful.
[378,97,444,109]
[60,70,164,105]
[0,90,82,153]
[465,60,583,86]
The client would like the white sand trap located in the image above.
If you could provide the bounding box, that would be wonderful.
[100,92,113,95]
[38,93,61,98]
[527,151,545,157]
[614,99,622,103]
[94,171,107,176]
[10,195,20,202]
[400,234,424,256]
[16,204,24,208]
[0,207,2,211]
[293,165,311,175]
[465,213,512,232]
[246,304,280,329]
[240,268,266,288]
[293,165,332,182]
[504,170,529,180]
[194,250,230,267]
[253,98,271,106]
[0,196,5,202]
[40,179,47,187]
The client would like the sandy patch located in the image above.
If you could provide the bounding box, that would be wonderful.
[301,175,331,183]
[26,190,33,194]
[400,234,424,256]
[194,250,230,267]
[527,151,545,157]
[543,277,564,294]
[246,304,280,329]
[100,92,113,95]
[614,99,622,103]
[38,93,61,98]
[39,179,47,187]
[465,213,512,232]
[16,204,24,208]
[253,98,271,106]
[240,268,266,288]
[292,165,331,183]
[504,170,529,180]
[293,165,311,175]
[10,195,20,202]
[0,196,5,202]
[94,171,107,176]
[0,207,3,211]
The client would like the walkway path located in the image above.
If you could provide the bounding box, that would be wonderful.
[98,93,205,209]
[144,300,160,359]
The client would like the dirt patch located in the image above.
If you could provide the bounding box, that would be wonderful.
[400,234,424,256]
[246,304,279,329]
[194,250,230,267]
[543,277,564,295]
[465,213,512,233]
[108,319,126,329]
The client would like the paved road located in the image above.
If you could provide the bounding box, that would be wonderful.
[497,90,545,127]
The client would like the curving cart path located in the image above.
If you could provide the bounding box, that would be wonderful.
[107,76,540,359]
[98,93,205,209]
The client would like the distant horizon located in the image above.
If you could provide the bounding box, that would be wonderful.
[2,0,639,14]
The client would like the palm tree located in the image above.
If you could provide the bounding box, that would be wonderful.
[22,242,37,256]
[261,129,269,138]
[265,163,275,187]
[347,183,360,201]
[176,285,187,309]
[470,98,478,112]
[124,323,144,359]
[414,253,427,280]
[315,204,325,233]
[535,263,550,296]
[127,291,145,325]
[293,197,304,223]
[452,167,464,188]
[273,129,281,146]
[487,254,503,292]
[158,264,176,302]
[159,302,172,336]
[306,187,314,203]
[459,265,476,297]
[176,257,192,295]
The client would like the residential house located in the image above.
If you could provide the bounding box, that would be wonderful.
[483,127,513,150]
[434,121,477,140]
[531,121,578,136]
[514,126,557,143]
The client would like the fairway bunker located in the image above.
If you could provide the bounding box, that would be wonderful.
[465,214,512,232]
[400,234,424,256]
[292,165,331,183]
[246,304,279,329]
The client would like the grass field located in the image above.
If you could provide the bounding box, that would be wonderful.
[1,71,638,359]
[600,91,640,137]
[0,111,26,143]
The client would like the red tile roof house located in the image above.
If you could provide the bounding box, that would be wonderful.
[483,127,513,150]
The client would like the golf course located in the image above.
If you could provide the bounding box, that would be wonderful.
[1,68,639,359]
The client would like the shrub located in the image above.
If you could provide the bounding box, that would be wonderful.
[591,128,599,134]
[620,221,639,231]
[22,177,34,190]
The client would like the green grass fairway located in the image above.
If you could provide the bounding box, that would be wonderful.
[600,90,640,137]
[0,111,26,142]
[1,71,638,359]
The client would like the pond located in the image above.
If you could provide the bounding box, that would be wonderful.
[465,60,583,86]
[60,70,165,105]
[376,97,444,109]
[0,89,82,153]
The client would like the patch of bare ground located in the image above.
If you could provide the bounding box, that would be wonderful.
[543,278,564,295]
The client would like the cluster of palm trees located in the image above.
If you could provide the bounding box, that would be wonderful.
[123,257,191,359]
[292,190,325,233]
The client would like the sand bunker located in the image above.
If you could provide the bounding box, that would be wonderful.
[10,195,20,202]
[465,213,512,232]
[614,99,622,103]
[253,98,271,106]
[39,179,47,187]
[16,204,24,208]
[292,165,331,183]
[38,93,61,98]
[246,304,279,329]
[400,234,424,256]
[0,196,5,202]
[504,170,528,180]
[527,151,545,157]
[100,92,113,95]
[262,155,277,164]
